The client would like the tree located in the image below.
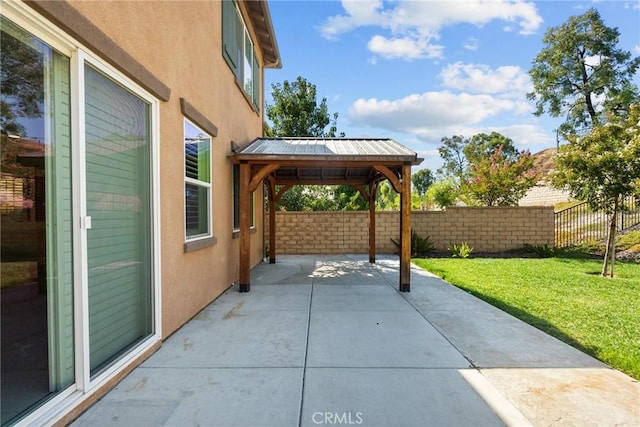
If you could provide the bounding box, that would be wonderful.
[332,185,368,211]
[436,132,538,206]
[464,146,538,206]
[266,76,342,137]
[411,168,434,197]
[437,135,469,180]
[266,76,353,210]
[552,105,640,277]
[426,179,459,209]
[376,181,399,211]
[1,31,44,138]
[528,8,640,136]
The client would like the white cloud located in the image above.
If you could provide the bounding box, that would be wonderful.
[634,44,640,55]
[440,62,533,97]
[319,0,543,60]
[463,37,479,51]
[367,35,444,60]
[348,91,520,134]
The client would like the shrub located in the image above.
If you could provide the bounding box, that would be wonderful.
[524,243,559,258]
[449,242,474,258]
[391,230,436,257]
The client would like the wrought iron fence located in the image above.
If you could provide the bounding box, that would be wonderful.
[555,195,640,247]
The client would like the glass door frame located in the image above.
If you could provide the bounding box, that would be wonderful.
[3,2,162,425]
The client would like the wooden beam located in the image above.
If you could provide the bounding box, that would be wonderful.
[399,164,411,292]
[249,164,280,192]
[368,183,377,264]
[267,180,277,264]
[372,165,402,193]
[272,177,371,186]
[239,162,251,292]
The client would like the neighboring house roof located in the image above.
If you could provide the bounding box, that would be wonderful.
[245,0,281,69]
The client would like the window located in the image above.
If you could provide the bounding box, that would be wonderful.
[222,0,260,110]
[184,120,211,240]
[233,164,254,231]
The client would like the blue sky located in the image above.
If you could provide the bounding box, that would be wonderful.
[264,0,640,172]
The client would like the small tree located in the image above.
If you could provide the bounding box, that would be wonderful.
[437,132,538,206]
[426,179,459,209]
[464,146,538,206]
[552,105,640,277]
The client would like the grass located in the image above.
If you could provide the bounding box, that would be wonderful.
[412,256,640,380]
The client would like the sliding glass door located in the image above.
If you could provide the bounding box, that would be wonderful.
[0,17,74,425]
[84,65,152,375]
[1,11,157,424]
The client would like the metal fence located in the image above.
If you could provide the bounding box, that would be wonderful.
[555,195,640,247]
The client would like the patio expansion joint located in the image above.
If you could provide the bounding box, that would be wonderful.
[298,276,315,427]
[397,285,480,371]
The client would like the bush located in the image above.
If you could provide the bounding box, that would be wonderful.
[449,242,474,258]
[391,230,436,257]
[524,243,559,258]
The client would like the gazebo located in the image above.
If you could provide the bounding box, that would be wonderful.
[230,137,423,293]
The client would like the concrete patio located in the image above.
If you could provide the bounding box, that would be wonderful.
[72,255,639,426]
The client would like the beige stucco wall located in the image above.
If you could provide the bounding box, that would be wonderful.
[266,207,555,254]
[69,1,266,337]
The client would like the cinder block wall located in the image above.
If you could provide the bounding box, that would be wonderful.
[266,207,554,254]
[519,184,572,206]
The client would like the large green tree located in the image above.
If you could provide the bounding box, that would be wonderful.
[528,8,640,136]
[437,132,538,206]
[266,76,367,211]
[552,105,640,277]
[411,168,434,197]
[528,8,640,275]
[266,76,342,138]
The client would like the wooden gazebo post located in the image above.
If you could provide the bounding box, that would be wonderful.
[368,183,377,264]
[266,179,277,264]
[399,164,411,292]
[239,161,251,292]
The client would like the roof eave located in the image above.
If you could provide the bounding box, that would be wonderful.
[245,0,282,69]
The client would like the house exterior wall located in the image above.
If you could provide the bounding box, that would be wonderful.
[66,0,266,337]
[266,207,555,254]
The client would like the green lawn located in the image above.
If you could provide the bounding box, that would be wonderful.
[412,257,640,380]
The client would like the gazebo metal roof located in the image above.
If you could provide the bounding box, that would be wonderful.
[237,137,417,158]
[231,137,422,294]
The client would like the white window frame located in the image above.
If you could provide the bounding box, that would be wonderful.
[224,1,259,110]
[184,118,213,242]
[2,2,162,425]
